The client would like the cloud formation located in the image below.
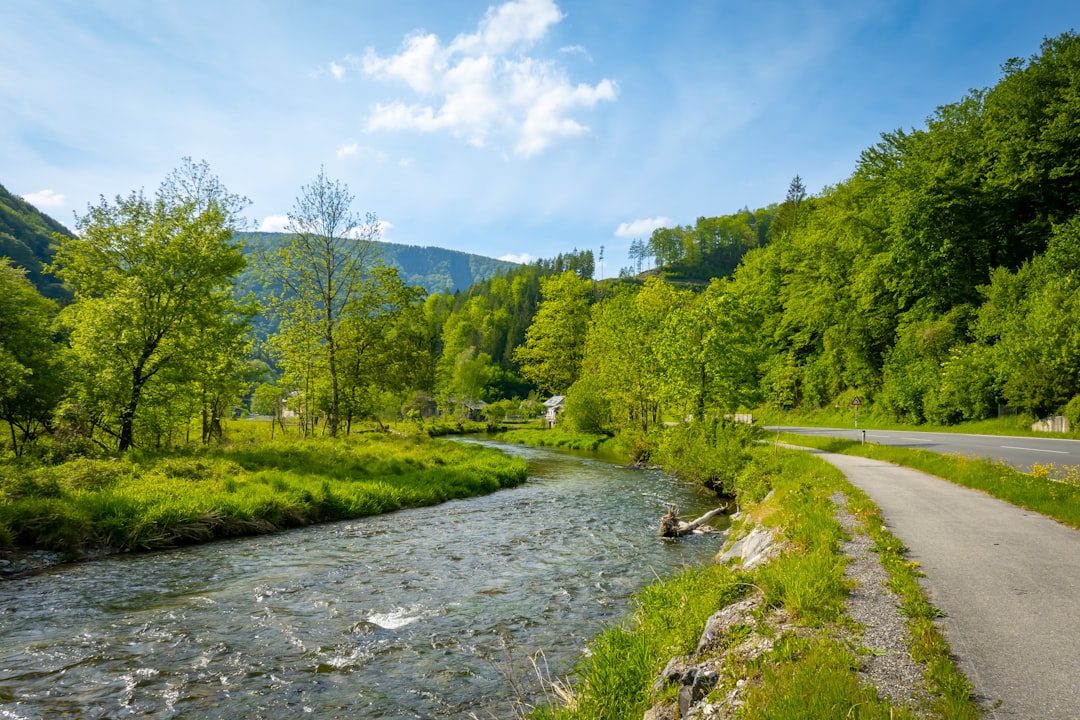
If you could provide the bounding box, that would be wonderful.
[614,216,673,238]
[259,214,290,232]
[21,189,66,208]
[498,252,535,264]
[359,0,616,157]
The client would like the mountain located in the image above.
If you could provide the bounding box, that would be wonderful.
[236,232,517,296]
[0,193,516,303]
[0,183,74,301]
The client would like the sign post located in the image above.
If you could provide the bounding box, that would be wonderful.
[850,396,862,428]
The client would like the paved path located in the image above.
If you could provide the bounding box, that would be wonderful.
[807,449,1080,719]
[773,426,1080,473]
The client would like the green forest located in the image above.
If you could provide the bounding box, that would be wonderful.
[4,30,1080,462]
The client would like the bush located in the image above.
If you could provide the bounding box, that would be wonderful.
[652,420,761,494]
[563,375,613,434]
[1064,395,1080,431]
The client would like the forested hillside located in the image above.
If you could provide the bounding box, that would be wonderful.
[237,232,515,297]
[0,183,73,301]
[4,31,1080,458]
[548,30,1080,438]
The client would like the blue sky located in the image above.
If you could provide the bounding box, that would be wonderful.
[3,1,1079,274]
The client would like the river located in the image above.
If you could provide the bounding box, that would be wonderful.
[0,440,727,719]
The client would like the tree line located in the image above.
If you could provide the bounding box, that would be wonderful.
[0,159,594,455]
[4,30,1080,457]
[518,30,1080,439]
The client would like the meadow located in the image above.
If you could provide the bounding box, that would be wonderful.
[0,421,527,557]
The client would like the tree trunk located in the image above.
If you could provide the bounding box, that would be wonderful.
[327,330,340,438]
[658,505,728,538]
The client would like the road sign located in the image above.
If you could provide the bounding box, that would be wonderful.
[851,396,862,406]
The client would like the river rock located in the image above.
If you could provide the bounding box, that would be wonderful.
[652,656,693,693]
[677,667,719,717]
[716,526,774,568]
[643,702,676,720]
[695,592,762,654]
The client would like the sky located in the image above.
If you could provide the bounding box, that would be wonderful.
[3,0,1079,275]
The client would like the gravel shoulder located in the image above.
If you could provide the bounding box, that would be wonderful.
[812,449,1080,719]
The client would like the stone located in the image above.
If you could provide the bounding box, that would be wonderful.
[696,593,760,653]
[643,702,676,720]
[652,655,692,693]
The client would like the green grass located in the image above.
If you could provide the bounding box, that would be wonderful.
[496,428,614,451]
[764,404,1075,439]
[778,432,1080,530]
[526,445,979,720]
[0,430,527,554]
[529,563,753,720]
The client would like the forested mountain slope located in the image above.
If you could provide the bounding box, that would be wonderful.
[0,183,73,301]
[237,232,516,296]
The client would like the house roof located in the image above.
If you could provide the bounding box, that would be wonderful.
[543,395,565,408]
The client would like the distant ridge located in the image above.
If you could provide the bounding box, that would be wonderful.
[0,191,518,302]
[237,231,518,296]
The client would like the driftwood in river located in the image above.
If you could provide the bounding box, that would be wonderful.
[658,505,728,538]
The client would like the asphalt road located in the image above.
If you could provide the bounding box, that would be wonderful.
[804,449,1080,718]
[773,426,1080,473]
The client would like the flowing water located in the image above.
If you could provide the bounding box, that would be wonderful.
[0,440,727,719]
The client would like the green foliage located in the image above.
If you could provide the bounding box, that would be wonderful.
[49,159,251,452]
[0,260,66,456]
[1065,395,1080,431]
[740,635,910,720]
[497,428,612,451]
[513,270,594,395]
[562,374,612,434]
[652,420,761,494]
[0,181,73,301]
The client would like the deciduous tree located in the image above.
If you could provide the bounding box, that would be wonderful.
[50,159,249,451]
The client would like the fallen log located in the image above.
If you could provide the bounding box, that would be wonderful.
[659,505,728,538]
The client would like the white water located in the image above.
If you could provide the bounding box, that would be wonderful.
[0,440,726,718]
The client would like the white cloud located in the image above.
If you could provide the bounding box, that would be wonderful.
[614,216,673,238]
[259,214,290,232]
[559,45,592,61]
[345,219,393,241]
[337,142,359,158]
[330,61,346,80]
[499,252,535,264]
[359,0,616,157]
[21,189,65,208]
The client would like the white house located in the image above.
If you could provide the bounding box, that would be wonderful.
[543,395,565,428]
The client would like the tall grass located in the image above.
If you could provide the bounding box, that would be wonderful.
[0,432,527,555]
[527,445,979,720]
[529,564,752,720]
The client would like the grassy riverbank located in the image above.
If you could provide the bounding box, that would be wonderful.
[528,446,978,719]
[777,432,1080,530]
[0,426,526,558]
[495,428,615,451]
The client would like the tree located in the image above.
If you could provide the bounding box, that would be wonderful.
[50,159,250,451]
[773,175,807,238]
[513,270,593,395]
[258,169,382,437]
[336,265,426,431]
[0,259,65,455]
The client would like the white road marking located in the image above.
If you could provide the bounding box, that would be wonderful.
[1000,445,1070,455]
